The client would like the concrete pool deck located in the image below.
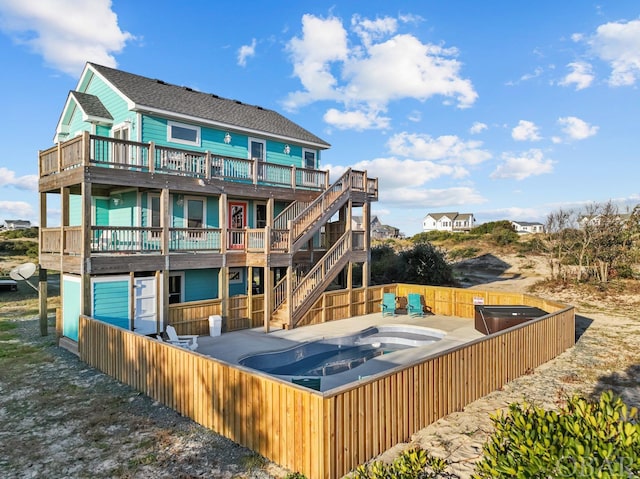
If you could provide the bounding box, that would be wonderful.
[195,313,485,391]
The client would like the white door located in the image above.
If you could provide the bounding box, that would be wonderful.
[134,276,157,335]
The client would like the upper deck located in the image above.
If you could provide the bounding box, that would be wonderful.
[39,132,380,199]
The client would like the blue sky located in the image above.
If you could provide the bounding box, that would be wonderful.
[0,0,639,236]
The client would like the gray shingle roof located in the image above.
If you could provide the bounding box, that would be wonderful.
[88,63,330,148]
[70,91,113,121]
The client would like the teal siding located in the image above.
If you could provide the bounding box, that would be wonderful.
[274,201,288,217]
[172,196,184,227]
[93,279,130,329]
[94,198,109,225]
[140,114,309,169]
[206,197,219,227]
[140,192,148,226]
[184,269,218,302]
[109,191,137,226]
[96,125,110,136]
[69,194,82,226]
[62,276,81,341]
[84,73,132,127]
[68,105,91,136]
[229,268,247,296]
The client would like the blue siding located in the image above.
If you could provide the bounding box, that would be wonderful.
[172,196,184,227]
[69,194,82,226]
[274,201,288,217]
[93,279,130,329]
[184,269,218,302]
[62,276,81,341]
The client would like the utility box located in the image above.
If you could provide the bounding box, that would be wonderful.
[208,315,222,337]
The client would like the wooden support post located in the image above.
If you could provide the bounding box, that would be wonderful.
[220,267,229,321]
[247,265,253,324]
[263,267,272,332]
[82,131,91,167]
[149,141,155,173]
[39,267,48,336]
[39,192,48,336]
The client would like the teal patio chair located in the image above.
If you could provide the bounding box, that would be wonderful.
[407,293,424,317]
[380,292,396,316]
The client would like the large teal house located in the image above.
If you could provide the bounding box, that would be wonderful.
[39,63,378,344]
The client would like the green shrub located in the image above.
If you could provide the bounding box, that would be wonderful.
[447,247,480,261]
[473,391,640,478]
[355,448,456,478]
[0,227,38,239]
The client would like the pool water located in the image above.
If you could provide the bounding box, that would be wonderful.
[239,325,445,377]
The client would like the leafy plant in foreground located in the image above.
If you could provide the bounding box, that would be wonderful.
[473,391,640,478]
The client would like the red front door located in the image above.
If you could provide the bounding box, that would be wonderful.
[228,201,247,249]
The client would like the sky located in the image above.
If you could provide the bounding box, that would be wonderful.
[0,0,639,236]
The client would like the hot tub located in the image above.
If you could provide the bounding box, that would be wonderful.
[474,305,548,334]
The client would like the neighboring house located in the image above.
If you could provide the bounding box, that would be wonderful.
[351,215,400,240]
[579,212,634,228]
[511,220,544,234]
[422,212,475,232]
[4,219,31,230]
[38,62,378,345]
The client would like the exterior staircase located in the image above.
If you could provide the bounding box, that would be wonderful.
[269,169,365,329]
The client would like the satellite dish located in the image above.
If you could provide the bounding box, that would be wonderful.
[10,262,37,281]
[9,263,39,292]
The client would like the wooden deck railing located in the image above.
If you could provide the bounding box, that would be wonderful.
[78,284,574,479]
[39,133,332,191]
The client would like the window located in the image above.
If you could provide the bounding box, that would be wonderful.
[186,198,204,228]
[255,203,267,228]
[249,138,266,161]
[168,121,200,146]
[112,123,130,164]
[149,194,161,238]
[303,149,316,169]
[168,273,184,304]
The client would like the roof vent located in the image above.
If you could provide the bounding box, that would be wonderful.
[211,94,219,98]
[183,86,193,91]
[155,79,166,85]
[235,100,242,105]
[256,106,264,110]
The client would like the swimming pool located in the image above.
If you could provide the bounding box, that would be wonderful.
[239,325,445,377]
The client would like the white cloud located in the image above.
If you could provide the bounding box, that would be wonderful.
[0,200,34,218]
[491,149,554,180]
[323,108,390,131]
[387,132,492,166]
[237,38,256,67]
[351,14,397,47]
[584,19,640,86]
[0,168,38,190]
[559,61,594,90]
[283,14,348,110]
[284,14,477,127]
[511,120,541,141]
[0,0,133,76]
[469,122,487,134]
[557,116,598,140]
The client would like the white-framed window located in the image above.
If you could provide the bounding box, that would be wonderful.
[185,197,205,228]
[255,203,267,228]
[148,194,161,238]
[168,272,185,304]
[167,120,201,147]
[302,149,316,169]
[249,138,266,161]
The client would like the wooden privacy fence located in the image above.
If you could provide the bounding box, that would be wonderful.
[78,285,574,479]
